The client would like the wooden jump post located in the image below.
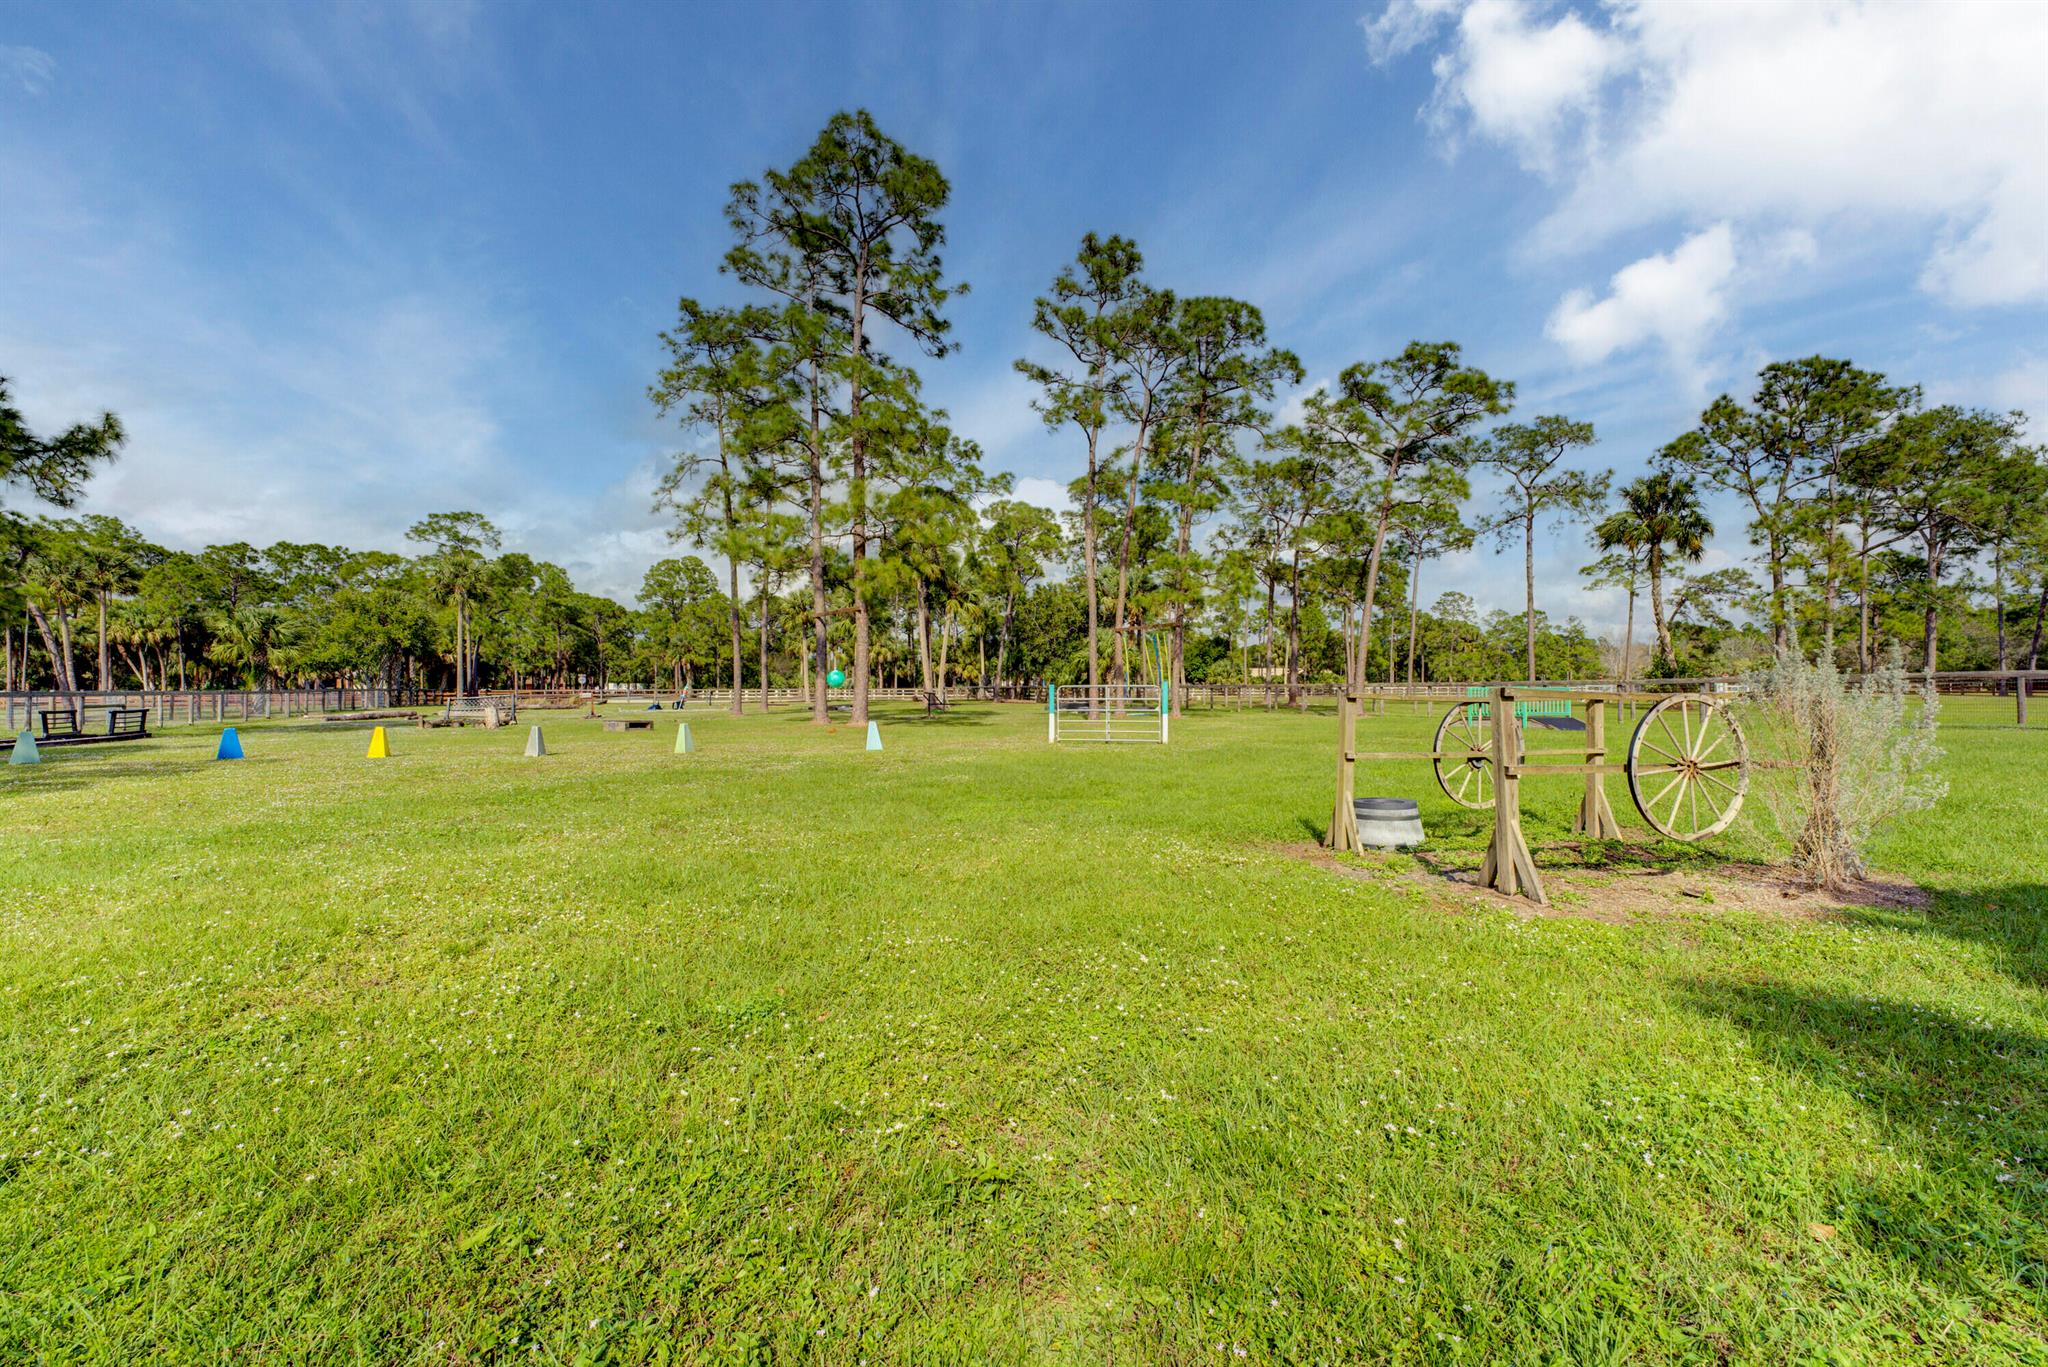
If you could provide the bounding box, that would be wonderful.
[1477,689,1544,903]
[1330,691,1361,853]
[1570,695,1622,841]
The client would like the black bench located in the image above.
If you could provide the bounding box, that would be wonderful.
[24,706,151,747]
[921,691,950,717]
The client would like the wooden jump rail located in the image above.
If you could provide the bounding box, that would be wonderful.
[1331,685,1753,906]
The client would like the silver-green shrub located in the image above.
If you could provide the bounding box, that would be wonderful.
[1746,647,1946,888]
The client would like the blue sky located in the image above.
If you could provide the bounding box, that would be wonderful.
[3,0,2043,634]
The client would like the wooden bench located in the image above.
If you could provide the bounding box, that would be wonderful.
[106,707,149,738]
[444,698,515,727]
[38,709,81,740]
[602,718,653,732]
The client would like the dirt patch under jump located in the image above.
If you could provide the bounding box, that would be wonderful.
[1284,840,1929,924]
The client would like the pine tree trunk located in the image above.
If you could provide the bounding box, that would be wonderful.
[1262,577,1276,710]
[1769,552,1790,653]
[1285,551,1303,706]
[1821,468,1841,661]
[1993,545,2007,671]
[1622,588,1636,683]
[1354,462,1400,695]
[1857,535,1873,672]
[2025,576,2047,670]
[998,593,1016,695]
[848,264,871,728]
[915,578,934,696]
[1923,539,1941,673]
[808,356,829,726]
[1110,416,1150,686]
[1082,428,1102,715]
[1523,513,1536,682]
[1168,420,1204,718]
[1406,546,1423,688]
[728,550,744,716]
[758,585,772,712]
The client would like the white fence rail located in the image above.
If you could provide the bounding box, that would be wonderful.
[1048,684,1169,744]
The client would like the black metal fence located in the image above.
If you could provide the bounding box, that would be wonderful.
[1,688,392,732]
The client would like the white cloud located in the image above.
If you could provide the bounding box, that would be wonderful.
[1007,476,1073,515]
[1545,222,1736,375]
[1373,0,2048,309]
[1987,355,2048,420]
[1273,377,1332,429]
[0,44,54,96]
[1361,0,1460,64]
[1757,228,1816,275]
[1426,0,1622,172]
[1922,172,2048,308]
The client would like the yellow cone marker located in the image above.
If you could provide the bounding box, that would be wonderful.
[366,725,390,759]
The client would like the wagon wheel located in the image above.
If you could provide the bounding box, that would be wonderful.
[1626,694,1748,841]
[1433,702,1495,810]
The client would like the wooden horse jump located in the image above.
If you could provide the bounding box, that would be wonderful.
[1331,685,1747,906]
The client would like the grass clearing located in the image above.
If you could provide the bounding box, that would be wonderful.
[3,698,2044,1362]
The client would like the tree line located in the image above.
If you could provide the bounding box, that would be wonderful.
[5,112,2043,708]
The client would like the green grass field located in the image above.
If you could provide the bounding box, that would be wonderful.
[3,697,2043,1363]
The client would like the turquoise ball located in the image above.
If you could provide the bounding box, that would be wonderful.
[827,669,846,688]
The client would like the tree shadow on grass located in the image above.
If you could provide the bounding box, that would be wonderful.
[878,707,997,728]
[1681,980,2047,1306]
[828,702,1001,726]
[1830,885,2048,991]
[0,752,219,794]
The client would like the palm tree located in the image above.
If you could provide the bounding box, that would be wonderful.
[1604,472,1711,668]
[76,515,145,689]
[1590,515,1648,681]
[23,524,90,693]
[107,597,163,689]
[406,513,501,695]
[206,603,279,688]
